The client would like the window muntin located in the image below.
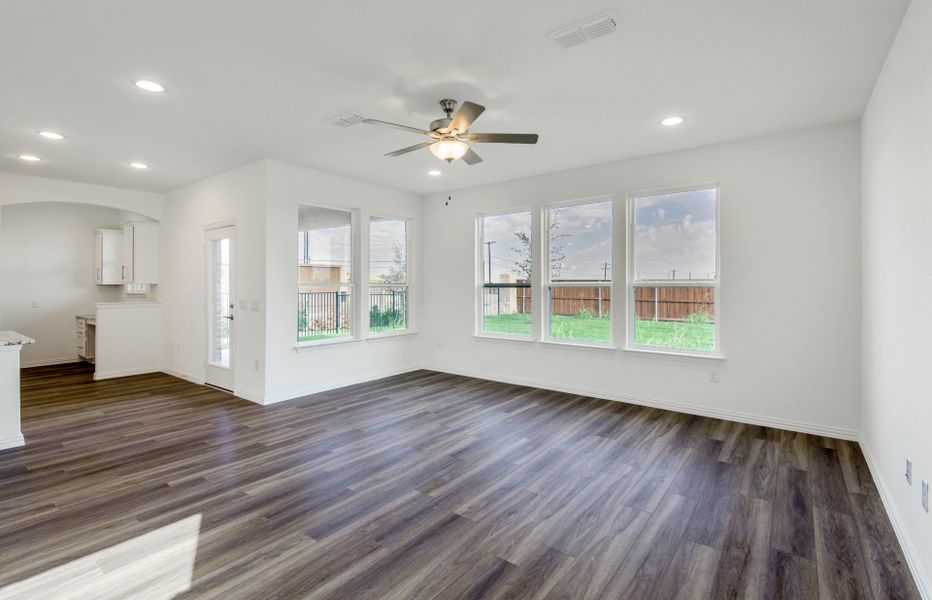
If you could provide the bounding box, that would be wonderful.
[369,216,409,333]
[629,187,719,353]
[297,205,355,342]
[545,200,613,344]
[479,210,533,337]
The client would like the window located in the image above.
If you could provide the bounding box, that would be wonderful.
[297,205,355,342]
[545,200,613,344]
[369,216,410,333]
[628,186,718,353]
[478,210,533,337]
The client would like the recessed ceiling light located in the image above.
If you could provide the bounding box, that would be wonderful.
[38,131,64,140]
[661,116,684,127]
[135,80,165,93]
[428,170,442,176]
[19,154,41,162]
[129,162,149,169]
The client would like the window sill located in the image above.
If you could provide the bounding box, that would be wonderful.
[623,346,725,364]
[539,339,616,351]
[367,329,419,342]
[473,333,535,343]
[294,337,362,351]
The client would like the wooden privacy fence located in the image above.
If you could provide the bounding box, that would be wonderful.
[550,287,612,317]
[634,286,715,321]
[483,284,715,321]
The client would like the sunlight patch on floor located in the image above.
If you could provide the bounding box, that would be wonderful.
[0,514,202,600]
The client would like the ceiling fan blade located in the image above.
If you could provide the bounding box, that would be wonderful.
[363,118,430,136]
[467,133,539,144]
[385,141,432,157]
[462,147,483,165]
[449,101,486,133]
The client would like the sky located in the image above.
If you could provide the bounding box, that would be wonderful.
[298,216,407,284]
[634,188,717,280]
[482,188,717,283]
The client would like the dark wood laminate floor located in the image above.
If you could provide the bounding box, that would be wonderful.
[0,364,920,599]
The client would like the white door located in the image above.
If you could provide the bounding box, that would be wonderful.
[205,226,236,391]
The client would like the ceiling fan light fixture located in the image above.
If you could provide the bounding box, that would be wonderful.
[430,140,468,162]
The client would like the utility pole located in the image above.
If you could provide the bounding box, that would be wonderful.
[485,241,496,284]
[602,262,610,281]
[671,268,677,280]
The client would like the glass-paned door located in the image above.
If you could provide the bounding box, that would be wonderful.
[205,226,235,390]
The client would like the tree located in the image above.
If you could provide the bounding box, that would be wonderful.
[381,244,407,284]
[509,222,567,281]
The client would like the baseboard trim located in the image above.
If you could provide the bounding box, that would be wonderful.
[421,364,859,441]
[0,433,25,451]
[160,366,206,386]
[234,388,263,405]
[262,365,424,405]
[93,366,162,381]
[20,356,81,368]
[859,440,930,600]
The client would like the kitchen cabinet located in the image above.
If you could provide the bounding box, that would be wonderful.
[122,222,160,284]
[94,229,124,285]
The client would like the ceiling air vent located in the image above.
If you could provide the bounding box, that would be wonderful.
[549,13,618,49]
[551,26,588,49]
[327,112,364,128]
[581,15,616,40]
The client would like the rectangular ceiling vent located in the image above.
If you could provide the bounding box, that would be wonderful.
[327,112,364,128]
[549,13,618,49]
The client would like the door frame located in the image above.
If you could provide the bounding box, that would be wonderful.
[203,220,237,391]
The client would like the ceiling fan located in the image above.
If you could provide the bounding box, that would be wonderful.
[362,99,539,165]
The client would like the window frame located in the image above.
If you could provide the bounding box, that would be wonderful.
[542,196,615,348]
[475,207,535,341]
[625,183,722,357]
[367,213,414,338]
[296,204,359,347]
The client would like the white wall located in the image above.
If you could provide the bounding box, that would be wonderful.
[0,203,125,365]
[263,160,422,403]
[421,122,862,438]
[861,0,932,594]
[0,172,161,220]
[159,161,267,401]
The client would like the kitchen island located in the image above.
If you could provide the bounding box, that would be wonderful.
[0,331,35,450]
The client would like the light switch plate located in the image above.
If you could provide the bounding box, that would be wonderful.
[922,480,929,513]
[906,458,913,484]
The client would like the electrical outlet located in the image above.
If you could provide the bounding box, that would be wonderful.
[922,480,929,513]
[254,359,259,371]
[31,300,39,308]
[906,458,913,484]
[709,371,720,383]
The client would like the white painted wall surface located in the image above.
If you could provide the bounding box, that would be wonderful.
[0,203,125,366]
[94,302,163,380]
[159,161,267,400]
[263,160,422,403]
[421,122,862,438]
[0,345,25,450]
[0,172,162,220]
[861,0,932,593]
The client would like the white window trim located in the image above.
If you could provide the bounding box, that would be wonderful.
[542,196,615,348]
[296,204,359,346]
[475,207,534,339]
[625,183,722,357]
[367,213,414,337]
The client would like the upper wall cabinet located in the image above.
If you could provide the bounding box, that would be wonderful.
[122,222,160,284]
[94,229,124,285]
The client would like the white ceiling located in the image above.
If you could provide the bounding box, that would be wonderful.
[0,0,909,195]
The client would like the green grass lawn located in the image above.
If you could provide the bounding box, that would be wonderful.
[482,313,715,350]
[299,328,351,342]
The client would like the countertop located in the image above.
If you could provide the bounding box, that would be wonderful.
[0,331,36,346]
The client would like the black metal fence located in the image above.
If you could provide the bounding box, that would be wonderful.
[483,283,531,316]
[298,289,408,338]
